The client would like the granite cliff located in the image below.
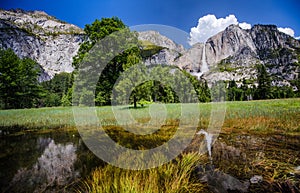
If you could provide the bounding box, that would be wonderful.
[0,9,85,81]
[140,24,300,88]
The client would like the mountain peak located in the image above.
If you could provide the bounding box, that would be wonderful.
[6,8,48,16]
[252,24,278,30]
[0,9,84,35]
[226,24,242,30]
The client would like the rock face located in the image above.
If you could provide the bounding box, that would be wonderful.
[138,31,185,53]
[138,31,185,66]
[175,43,204,71]
[0,9,85,81]
[140,25,300,87]
[205,25,258,66]
[203,24,300,85]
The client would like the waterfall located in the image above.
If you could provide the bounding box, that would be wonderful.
[197,129,213,162]
[201,43,209,73]
[191,43,209,80]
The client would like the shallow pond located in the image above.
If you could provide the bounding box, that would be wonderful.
[0,130,103,193]
[1,128,300,193]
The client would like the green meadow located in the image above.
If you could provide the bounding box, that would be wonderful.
[0,98,299,134]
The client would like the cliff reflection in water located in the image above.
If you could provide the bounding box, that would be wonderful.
[9,138,78,193]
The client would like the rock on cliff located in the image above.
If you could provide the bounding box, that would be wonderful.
[175,43,204,72]
[205,25,258,67]
[138,30,186,53]
[138,31,185,66]
[0,9,86,81]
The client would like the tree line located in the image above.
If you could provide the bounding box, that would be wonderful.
[226,64,299,101]
[0,17,299,109]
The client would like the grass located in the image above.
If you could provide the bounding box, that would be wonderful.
[0,98,299,135]
[221,99,300,135]
[77,153,207,193]
[0,106,74,129]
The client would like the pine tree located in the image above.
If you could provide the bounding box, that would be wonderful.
[255,64,272,99]
[0,49,44,109]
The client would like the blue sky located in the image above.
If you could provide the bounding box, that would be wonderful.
[1,0,299,38]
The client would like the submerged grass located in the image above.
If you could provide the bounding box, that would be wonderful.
[77,153,207,193]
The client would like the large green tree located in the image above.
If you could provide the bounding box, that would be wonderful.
[72,17,141,106]
[113,63,151,108]
[0,49,44,109]
[73,17,127,70]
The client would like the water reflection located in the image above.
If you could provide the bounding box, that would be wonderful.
[0,131,104,193]
[7,138,78,192]
[36,137,52,150]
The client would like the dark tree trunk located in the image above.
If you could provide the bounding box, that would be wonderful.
[133,95,137,108]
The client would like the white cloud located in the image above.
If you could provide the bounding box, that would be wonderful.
[278,27,295,37]
[239,22,251,30]
[296,36,300,40]
[189,14,251,45]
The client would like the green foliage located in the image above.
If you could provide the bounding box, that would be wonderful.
[93,40,141,106]
[227,80,244,101]
[0,49,44,109]
[225,75,296,101]
[210,81,226,102]
[114,64,209,108]
[61,87,73,106]
[43,93,61,107]
[271,86,295,99]
[72,17,142,107]
[41,72,73,107]
[95,91,108,106]
[254,64,272,99]
[182,70,211,102]
[140,40,165,58]
[217,57,236,72]
[138,99,153,107]
[79,88,94,106]
[292,76,300,97]
[219,64,236,72]
[72,17,127,70]
[113,63,152,108]
[84,17,126,43]
[71,17,212,107]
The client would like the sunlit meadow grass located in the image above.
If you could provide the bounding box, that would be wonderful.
[0,98,299,135]
[222,98,300,135]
